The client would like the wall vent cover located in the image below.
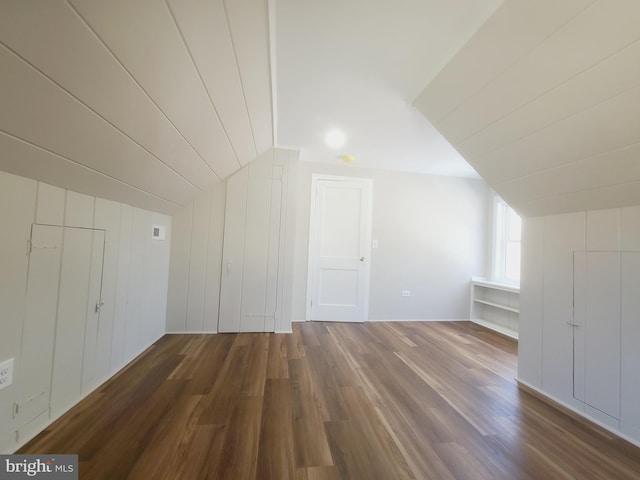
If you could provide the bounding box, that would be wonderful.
[152,225,166,240]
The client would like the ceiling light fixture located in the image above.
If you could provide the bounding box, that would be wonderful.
[325,129,346,149]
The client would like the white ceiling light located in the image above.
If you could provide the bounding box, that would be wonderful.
[325,129,346,149]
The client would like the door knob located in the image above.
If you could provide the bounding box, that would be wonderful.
[360,257,365,262]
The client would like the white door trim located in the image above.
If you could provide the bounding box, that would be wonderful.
[305,174,373,321]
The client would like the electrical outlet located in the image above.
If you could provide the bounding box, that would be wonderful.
[0,358,14,390]
[401,290,411,297]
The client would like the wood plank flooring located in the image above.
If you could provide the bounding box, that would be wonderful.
[19,321,640,479]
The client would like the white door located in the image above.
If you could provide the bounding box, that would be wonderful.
[15,224,63,429]
[50,227,104,417]
[573,251,621,420]
[308,177,372,322]
[219,156,285,332]
[81,229,106,395]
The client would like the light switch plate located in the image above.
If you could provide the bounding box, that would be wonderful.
[401,290,411,297]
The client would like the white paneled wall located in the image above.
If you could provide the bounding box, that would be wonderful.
[166,184,226,333]
[0,171,171,453]
[219,152,289,332]
[519,206,640,446]
[166,148,298,333]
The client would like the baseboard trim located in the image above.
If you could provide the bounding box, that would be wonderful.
[367,318,466,322]
[294,319,467,324]
[517,379,640,449]
[165,331,218,334]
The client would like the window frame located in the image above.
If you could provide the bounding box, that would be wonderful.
[492,195,521,285]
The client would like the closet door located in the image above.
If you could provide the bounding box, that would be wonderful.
[81,229,106,395]
[239,161,283,332]
[573,251,621,421]
[50,227,104,417]
[15,224,63,429]
[218,167,248,333]
[219,158,284,332]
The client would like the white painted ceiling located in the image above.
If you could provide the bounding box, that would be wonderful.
[415,0,640,217]
[0,0,273,214]
[275,0,502,177]
[3,0,639,218]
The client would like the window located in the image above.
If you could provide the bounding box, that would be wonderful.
[493,197,521,284]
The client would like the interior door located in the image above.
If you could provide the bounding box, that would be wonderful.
[308,177,372,322]
[15,224,63,429]
[50,227,104,417]
[219,157,284,333]
[81,229,106,395]
[573,251,621,420]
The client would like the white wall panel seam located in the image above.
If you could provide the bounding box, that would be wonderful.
[63,0,220,182]
[0,131,182,210]
[237,166,252,331]
[221,0,260,156]
[94,207,108,370]
[46,191,67,413]
[214,191,227,333]
[185,202,196,332]
[17,187,38,372]
[275,157,289,331]
[454,36,640,149]
[540,217,545,384]
[0,42,204,195]
[619,250,623,419]
[124,208,137,358]
[202,192,214,332]
[194,195,212,331]
[264,160,277,330]
[432,0,599,127]
[163,0,242,170]
[16,224,35,405]
[267,0,277,146]
[107,202,123,376]
[77,229,94,396]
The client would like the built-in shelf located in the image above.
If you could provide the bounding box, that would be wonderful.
[470,277,520,340]
[473,298,519,313]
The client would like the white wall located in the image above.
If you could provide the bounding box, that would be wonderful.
[518,206,640,446]
[166,148,299,333]
[166,183,226,333]
[0,170,171,453]
[292,162,489,321]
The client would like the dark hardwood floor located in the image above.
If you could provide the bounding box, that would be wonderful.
[20,321,640,479]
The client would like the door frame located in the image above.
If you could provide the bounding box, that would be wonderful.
[305,174,373,321]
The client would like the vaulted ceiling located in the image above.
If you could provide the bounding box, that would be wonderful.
[0,0,273,214]
[2,1,640,217]
[415,0,640,217]
[275,0,502,178]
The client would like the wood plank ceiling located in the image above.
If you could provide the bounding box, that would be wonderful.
[414,0,640,217]
[0,0,273,214]
[4,1,640,219]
